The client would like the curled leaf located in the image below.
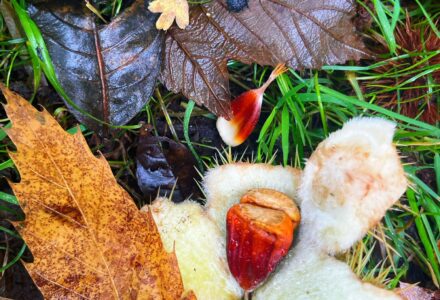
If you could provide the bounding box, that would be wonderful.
[136,125,199,202]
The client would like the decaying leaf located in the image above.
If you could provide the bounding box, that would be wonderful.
[1,85,188,299]
[149,0,189,30]
[162,0,369,118]
[136,125,198,202]
[28,0,163,131]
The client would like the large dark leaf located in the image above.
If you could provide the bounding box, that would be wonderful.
[136,125,199,202]
[161,0,369,118]
[28,0,163,130]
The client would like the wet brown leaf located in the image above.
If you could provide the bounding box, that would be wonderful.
[162,0,369,118]
[1,85,188,299]
[28,0,163,131]
[136,125,198,202]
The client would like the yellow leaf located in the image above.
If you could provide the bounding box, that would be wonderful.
[149,0,189,30]
[1,85,188,299]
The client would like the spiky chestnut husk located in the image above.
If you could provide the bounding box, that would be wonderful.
[360,14,439,124]
[226,0,248,12]
[149,120,405,299]
[147,198,243,299]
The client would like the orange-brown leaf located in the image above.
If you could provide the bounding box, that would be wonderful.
[1,85,187,299]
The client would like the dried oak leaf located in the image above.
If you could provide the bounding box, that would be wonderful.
[1,85,188,299]
[149,0,190,30]
[136,125,198,202]
[28,0,164,131]
[162,0,369,118]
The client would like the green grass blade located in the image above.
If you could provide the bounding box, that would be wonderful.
[390,0,401,30]
[373,0,397,54]
[435,153,440,194]
[0,226,21,239]
[0,159,14,170]
[314,72,328,136]
[183,100,203,171]
[258,99,284,142]
[320,86,440,135]
[281,105,290,166]
[406,169,440,201]
[0,244,26,272]
[0,192,18,205]
[407,188,440,284]
[414,0,440,38]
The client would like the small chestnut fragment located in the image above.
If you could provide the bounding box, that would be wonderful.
[241,188,301,223]
[216,64,288,147]
[226,189,300,292]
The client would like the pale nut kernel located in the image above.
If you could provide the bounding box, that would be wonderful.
[240,188,300,224]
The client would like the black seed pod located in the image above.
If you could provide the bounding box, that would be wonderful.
[226,0,248,12]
